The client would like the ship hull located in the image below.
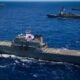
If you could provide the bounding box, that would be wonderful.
[47,14,80,19]
[0,44,80,65]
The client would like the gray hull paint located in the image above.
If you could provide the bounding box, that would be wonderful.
[0,45,80,64]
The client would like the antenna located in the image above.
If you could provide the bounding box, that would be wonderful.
[59,7,65,15]
[26,26,32,34]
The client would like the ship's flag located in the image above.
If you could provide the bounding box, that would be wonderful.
[25,34,34,41]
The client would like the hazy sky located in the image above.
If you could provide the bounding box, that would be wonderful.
[0,0,80,1]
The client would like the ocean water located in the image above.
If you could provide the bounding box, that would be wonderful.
[0,2,80,80]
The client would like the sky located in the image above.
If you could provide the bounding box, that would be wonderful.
[0,0,80,1]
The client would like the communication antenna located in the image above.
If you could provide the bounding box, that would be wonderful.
[26,26,32,34]
[60,7,65,14]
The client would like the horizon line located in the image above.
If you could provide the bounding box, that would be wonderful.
[0,0,80,2]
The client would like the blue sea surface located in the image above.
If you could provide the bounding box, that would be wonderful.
[0,2,80,80]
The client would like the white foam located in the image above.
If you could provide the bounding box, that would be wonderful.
[33,74,38,78]
[1,54,11,58]
[0,65,7,68]
[0,54,16,58]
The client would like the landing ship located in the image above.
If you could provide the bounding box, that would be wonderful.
[0,30,80,64]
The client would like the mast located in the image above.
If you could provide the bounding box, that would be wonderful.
[60,7,65,15]
[26,26,32,34]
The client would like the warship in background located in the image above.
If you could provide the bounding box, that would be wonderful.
[47,7,80,19]
[72,8,80,11]
[0,30,80,64]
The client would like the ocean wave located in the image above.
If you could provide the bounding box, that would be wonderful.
[0,55,79,80]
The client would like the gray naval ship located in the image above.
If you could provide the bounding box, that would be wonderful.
[47,7,80,19]
[0,31,80,64]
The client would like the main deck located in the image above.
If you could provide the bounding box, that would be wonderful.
[0,40,80,57]
[0,40,11,47]
[42,48,80,57]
